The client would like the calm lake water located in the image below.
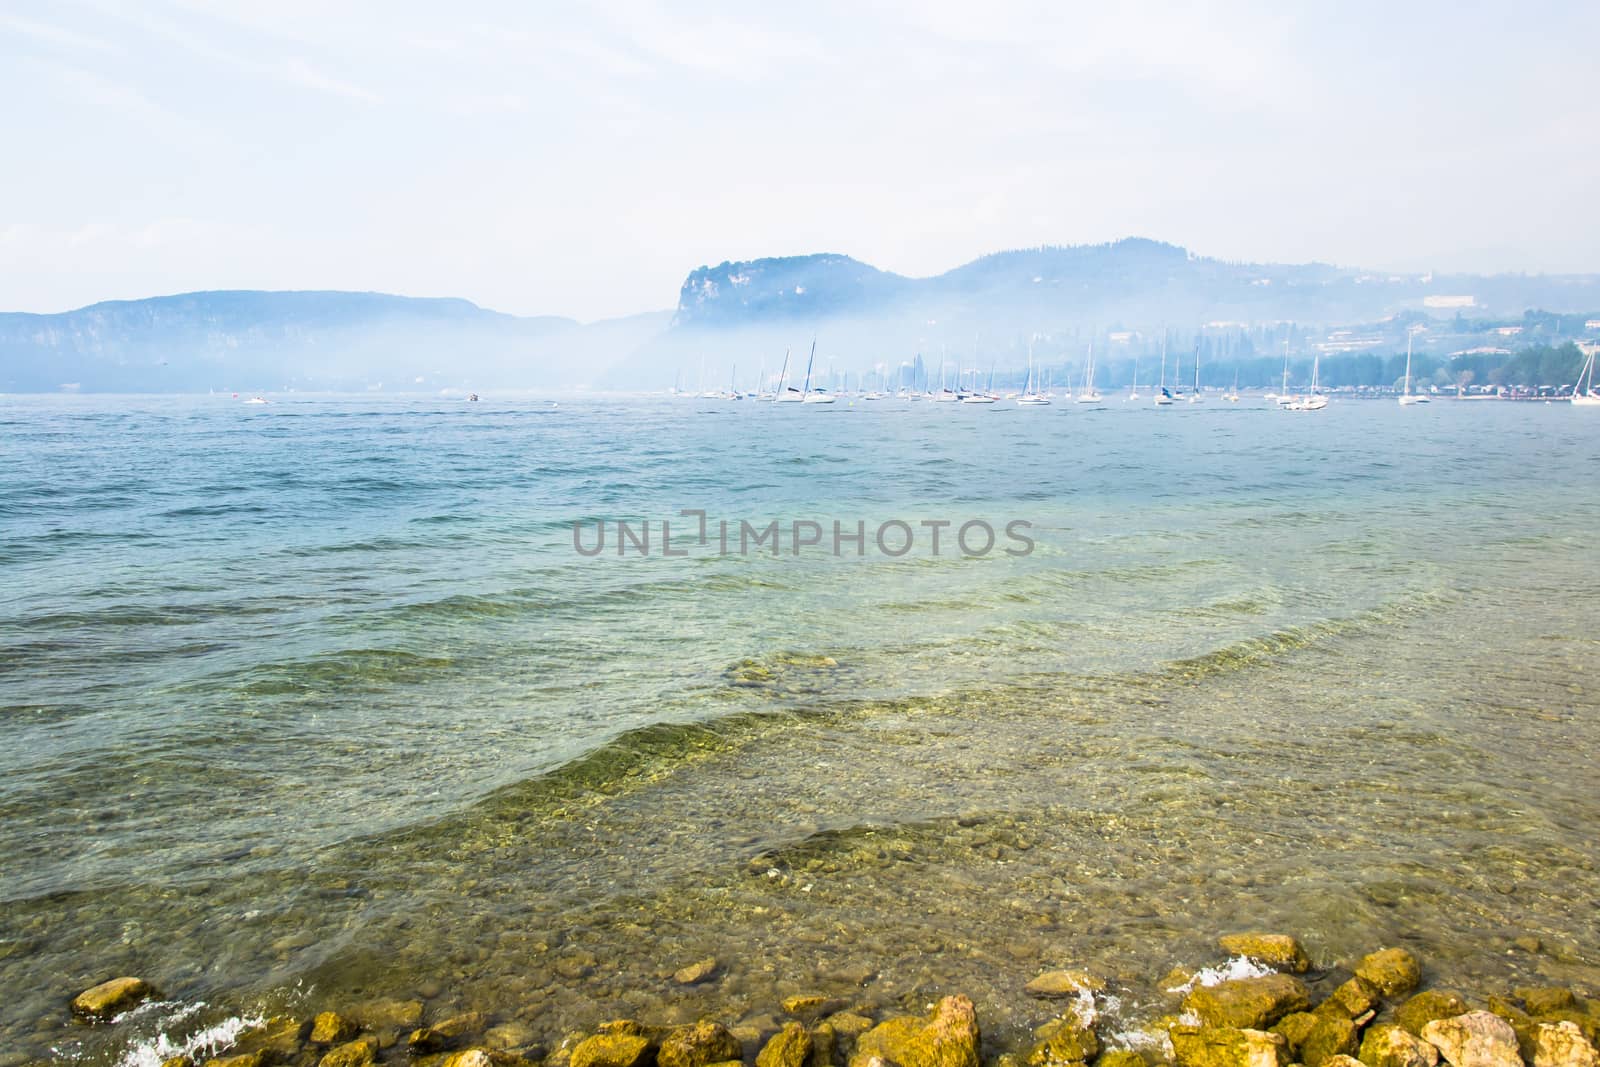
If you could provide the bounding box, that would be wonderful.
[2,394,1597,1066]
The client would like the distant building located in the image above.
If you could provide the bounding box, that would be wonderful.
[1585,319,1600,331]
[1494,326,1523,336]
[1424,295,1475,308]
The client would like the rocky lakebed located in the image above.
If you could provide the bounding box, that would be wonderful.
[54,934,1600,1067]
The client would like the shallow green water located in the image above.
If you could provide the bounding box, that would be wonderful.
[1,394,1596,1064]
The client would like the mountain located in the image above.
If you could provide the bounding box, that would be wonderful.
[601,238,1600,389]
[0,291,669,393]
[5,239,1599,393]
[671,239,1600,330]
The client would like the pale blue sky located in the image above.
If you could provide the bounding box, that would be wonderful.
[3,1,1597,320]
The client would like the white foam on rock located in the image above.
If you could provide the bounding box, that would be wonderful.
[114,1003,265,1067]
[1165,955,1276,995]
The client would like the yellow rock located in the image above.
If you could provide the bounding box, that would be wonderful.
[71,977,152,1019]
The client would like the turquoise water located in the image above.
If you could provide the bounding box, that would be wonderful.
[2,394,1598,1065]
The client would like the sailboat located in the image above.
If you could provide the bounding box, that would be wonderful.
[1286,353,1328,411]
[800,341,836,403]
[1128,353,1140,401]
[1076,343,1102,403]
[1398,330,1429,405]
[1574,343,1600,405]
[1017,339,1051,405]
[774,348,803,402]
[1274,333,1295,406]
[1188,341,1204,403]
[962,360,998,403]
[1154,332,1173,405]
[1225,368,1240,402]
[934,353,959,402]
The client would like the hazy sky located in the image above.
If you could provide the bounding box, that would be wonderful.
[4,1,1598,320]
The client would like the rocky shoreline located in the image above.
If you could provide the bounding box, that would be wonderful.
[57,934,1600,1067]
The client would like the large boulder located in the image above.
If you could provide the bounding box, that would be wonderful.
[1170,1025,1289,1067]
[318,1037,377,1067]
[1302,1016,1362,1067]
[1271,1014,1319,1059]
[759,1023,814,1067]
[1398,994,1472,1037]
[1354,951,1422,998]
[659,1022,743,1067]
[309,1013,360,1045]
[1318,978,1383,1020]
[71,977,152,1019]
[1421,1012,1524,1067]
[1185,975,1312,1030]
[1487,999,1540,1062]
[571,1033,655,1067]
[1533,1023,1598,1067]
[1218,935,1312,974]
[1360,1024,1440,1067]
[849,995,980,1067]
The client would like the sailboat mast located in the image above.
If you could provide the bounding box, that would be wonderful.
[1159,332,1167,390]
[802,339,816,396]
[1281,332,1291,395]
[1404,331,1414,396]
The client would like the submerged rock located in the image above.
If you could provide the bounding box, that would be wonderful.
[1533,1023,1598,1067]
[659,1021,743,1067]
[350,999,424,1031]
[1026,1020,1099,1067]
[758,1023,814,1067]
[1099,1052,1148,1067]
[782,995,835,1017]
[485,1022,539,1052]
[674,959,721,986]
[317,1036,377,1067]
[1354,951,1422,998]
[1026,971,1105,999]
[1360,1024,1441,1067]
[1218,935,1312,974]
[1170,1025,1289,1067]
[231,1016,307,1062]
[310,1013,360,1045]
[71,977,152,1019]
[1185,975,1312,1030]
[850,994,980,1067]
[1519,992,1579,1018]
[204,1055,265,1067]
[441,1052,527,1067]
[570,1033,655,1067]
[1421,1012,1523,1067]
[1398,994,1472,1037]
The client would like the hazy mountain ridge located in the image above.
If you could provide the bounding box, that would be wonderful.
[674,239,1600,331]
[6,239,1600,393]
[0,291,663,393]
